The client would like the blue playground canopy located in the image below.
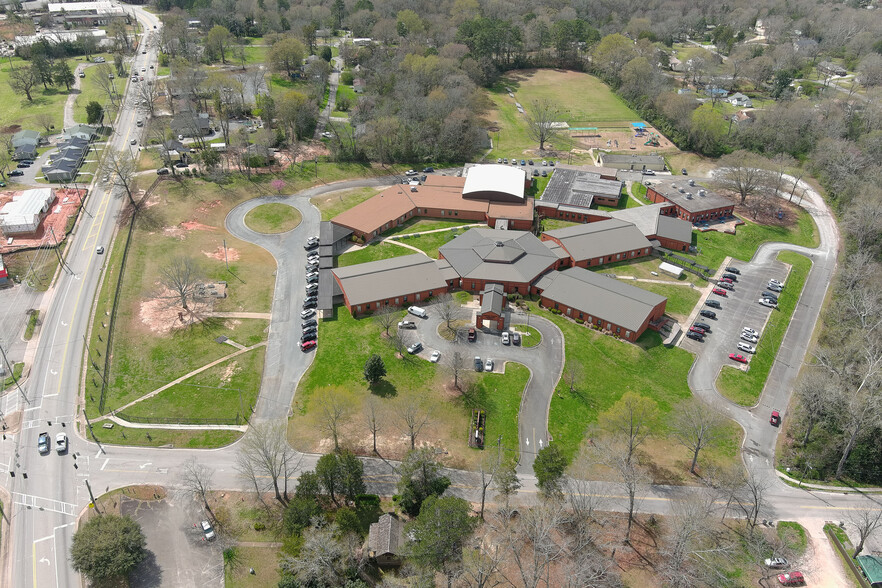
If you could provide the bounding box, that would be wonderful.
[630,122,647,129]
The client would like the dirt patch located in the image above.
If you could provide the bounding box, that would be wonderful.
[732,195,803,228]
[219,360,240,386]
[203,246,240,261]
[1,125,22,134]
[162,226,186,240]
[180,220,217,231]
[194,200,222,214]
[138,287,215,335]
[573,125,677,153]
[0,411,23,434]
[293,143,330,163]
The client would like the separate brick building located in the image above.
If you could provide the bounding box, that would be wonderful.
[536,267,667,342]
[646,180,735,223]
[477,283,506,330]
[609,203,694,252]
[541,219,653,268]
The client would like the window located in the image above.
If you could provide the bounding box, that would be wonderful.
[403,296,408,302]
[416,293,420,300]
[616,254,621,260]
[625,331,631,338]
[428,291,433,296]
[394,298,399,304]
[356,305,362,312]
[579,312,583,319]
[616,327,621,333]
[554,303,559,310]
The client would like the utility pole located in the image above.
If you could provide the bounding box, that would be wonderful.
[85,479,101,513]
[48,227,73,275]
[82,334,106,385]
[0,343,28,405]
[223,239,229,271]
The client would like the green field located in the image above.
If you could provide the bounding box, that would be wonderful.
[717,252,812,406]
[241,45,268,65]
[331,83,356,117]
[89,424,242,448]
[310,185,383,221]
[628,282,702,319]
[383,218,475,237]
[290,307,530,464]
[337,242,413,267]
[73,66,124,124]
[511,324,541,348]
[244,203,302,233]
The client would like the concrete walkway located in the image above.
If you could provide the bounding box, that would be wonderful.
[208,312,272,320]
[94,341,267,419]
[105,414,248,431]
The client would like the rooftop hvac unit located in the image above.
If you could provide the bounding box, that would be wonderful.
[671,184,677,190]
[688,179,695,186]
[410,186,418,192]
[678,187,685,193]
[699,189,707,197]
[685,192,693,199]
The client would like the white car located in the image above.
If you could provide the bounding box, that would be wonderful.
[484,358,494,371]
[55,433,68,453]
[767,283,783,292]
[737,342,756,354]
[300,309,315,319]
[200,520,216,541]
[430,350,441,363]
[405,169,418,176]
[742,327,759,337]
[321,131,333,138]
[741,333,758,344]
[141,67,146,72]
[398,320,416,329]
[758,298,777,308]
[501,331,510,345]
[769,279,784,287]
[765,557,788,569]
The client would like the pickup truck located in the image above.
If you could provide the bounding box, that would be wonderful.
[38,432,50,454]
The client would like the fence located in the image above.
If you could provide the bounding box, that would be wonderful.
[653,248,712,280]
[113,411,246,426]
[825,525,872,588]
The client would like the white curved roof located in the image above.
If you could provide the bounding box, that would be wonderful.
[463,164,525,200]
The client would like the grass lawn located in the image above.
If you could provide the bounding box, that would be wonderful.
[88,423,242,448]
[717,252,811,406]
[594,256,706,286]
[337,242,414,267]
[627,282,702,320]
[310,185,384,221]
[511,324,541,348]
[541,218,580,231]
[528,301,740,481]
[290,307,531,466]
[120,345,265,422]
[527,173,552,198]
[24,311,39,340]
[595,190,643,212]
[137,148,164,172]
[630,182,651,203]
[73,67,124,124]
[2,362,24,392]
[331,84,356,118]
[244,203,302,233]
[1,247,61,291]
[225,546,281,588]
[399,230,461,258]
[241,45,268,65]
[686,209,818,272]
[383,218,475,237]
[777,521,808,554]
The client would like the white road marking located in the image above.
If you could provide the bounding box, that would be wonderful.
[139,462,152,469]
[38,558,49,566]
[101,458,109,470]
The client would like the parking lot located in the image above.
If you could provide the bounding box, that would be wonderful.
[680,257,790,369]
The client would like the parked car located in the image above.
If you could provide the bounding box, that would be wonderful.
[541,160,547,166]
[705,300,721,309]
[174,161,189,169]
[686,331,704,342]
[302,319,317,329]
[201,520,216,541]
[9,170,23,177]
[502,158,508,164]
[304,242,318,250]
[512,332,521,345]
[742,327,759,337]
[737,342,757,354]
[303,299,317,309]
[769,279,784,287]
[532,169,539,176]
[722,273,738,281]
[717,282,733,291]
[430,350,441,363]
[407,342,423,354]
[541,170,547,177]
[699,310,717,319]
[725,267,741,275]
[502,331,510,345]
[681,168,688,175]
[423,167,434,173]
[398,321,416,329]
[549,160,555,166]
[300,340,317,351]
[301,332,317,342]
[302,327,317,337]
[770,410,781,426]
[78,71,86,78]
[300,309,315,319]
[405,169,418,176]
[474,356,483,371]
[694,322,711,331]
[689,326,706,335]
[497,158,503,163]
[762,291,779,303]
[741,333,758,343]
[156,167,170,175]
[467,327,476,342]
[759,298,778,308]
[55,433,68,454]
[776,572,804,586]
[765,558,789,569]
[729,353,748,364]
[16,163,30,168]
[519,159,525,166]
[484,358,494,371]
[768,283,784,292]
[306,275,319,284]
[712,288,728,296]
[642,169,655,175]
[719,277,734,284]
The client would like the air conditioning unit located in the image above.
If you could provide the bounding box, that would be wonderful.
[699,190,707,197]
[410,186,418,192]
[685,192,693,199]
[688,179,695,186]
[678,187,685,193]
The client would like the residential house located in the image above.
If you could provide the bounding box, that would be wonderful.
[727,92,753,108]
[368,514,404,568]
[353,78,366,93]
[171,112,211,137]
[11,129,42,161]
[62,124,98,142]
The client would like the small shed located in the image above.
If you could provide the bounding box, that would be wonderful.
[658,261,683,278]
[368,514,404,568]
[477,283,506,330]
[856,555,882,588]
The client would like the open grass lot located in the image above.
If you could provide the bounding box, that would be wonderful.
[88,423,242,448]
[241,45,268,65]
[1,247,61,291]
[528,301,741,481]
[397,229,460,258]
[687,208,818,272]
[337,241,413,267]
[244,203,302,233]
[594,257,693,283]
[527,173,552,198]
[630,282,702,320]
[290,307,530,466]
[73,66,124,124]
[0,53,114,132]
[540,218,580,232]
[717,252,811,406]
[121,345,265,422]
[383,218,475,237]
[331,84,356,118]
[225,546,280,588]
[310,185,385,221]
[630,181,652,204]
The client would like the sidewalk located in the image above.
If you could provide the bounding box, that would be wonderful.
[776,470,882,493]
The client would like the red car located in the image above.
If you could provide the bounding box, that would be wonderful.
[719,277,733,284]
[713,288,728,296]
[300,340,317,351]
[689,326,706,334]
[770,410,781,426]
[777,571,804,586]
[729,353,748,364]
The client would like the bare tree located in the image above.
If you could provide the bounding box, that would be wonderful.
[34,113,55,134]
[93,64,120,107]
[100,148,138,207]
[181,457,216,520]
[733,467,769,530]
[596,391,658,467]
[493,459,520,516]
[659,492,732,588]
[363,396,384,455]
[716,150,771,204]
[794,370,836,446]
[460,536,505,588]
[136,79,160,118]
[595,436,648,543]
[374,306,399,337]
[848,508,882,557]
[842,193,882,256]
[319,392,349,452]
[447,351,468,390]
[670,399,725,474]
[563,360,583,396]
[159,256,200,310]
[397,398,431,449]
[524,98,561,151]
[502,502,569,588]
[477,447,504,521]
[235,421,297,505]
[436,293,464,330]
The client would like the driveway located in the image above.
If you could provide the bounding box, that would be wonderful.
[408,303,565,473]
[121,496,222,588]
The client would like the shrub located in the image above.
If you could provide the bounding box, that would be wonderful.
[253,521,266,531]
[551,308,562,315]
[341,70,354,85]
[575,318,584,324]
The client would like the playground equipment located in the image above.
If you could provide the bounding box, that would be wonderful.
[644,133,660,147]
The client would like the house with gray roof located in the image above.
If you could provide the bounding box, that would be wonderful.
[12,129,42,161]
[536,267,667,342]
[368,514,404,567]
[62,124,97,142]
[541,219,653,268]
[332,253,448,316]
[478,283,506,330]
[438,228,564,295]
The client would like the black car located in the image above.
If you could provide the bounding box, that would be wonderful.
[699,309,717,319]
[305,263,319,271]
[304,295,318,304]
[302,319,317,329]
[528,159,534,165]
[303,299,317,309]
[686,331,704,342]
[301,332,317,342]
[532,169,539,176]
[705,300,722,309]
[16,163,30,168]
[422,167,434,173]
[304,242,318,250]
[722,273,738,281]
[302,327,317,336]
[694,322,711,331]
[725,267,741,275]
[174,162,189,168]
[9,170,24,177]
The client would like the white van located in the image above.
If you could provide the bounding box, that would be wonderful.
[407,306,427,318]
